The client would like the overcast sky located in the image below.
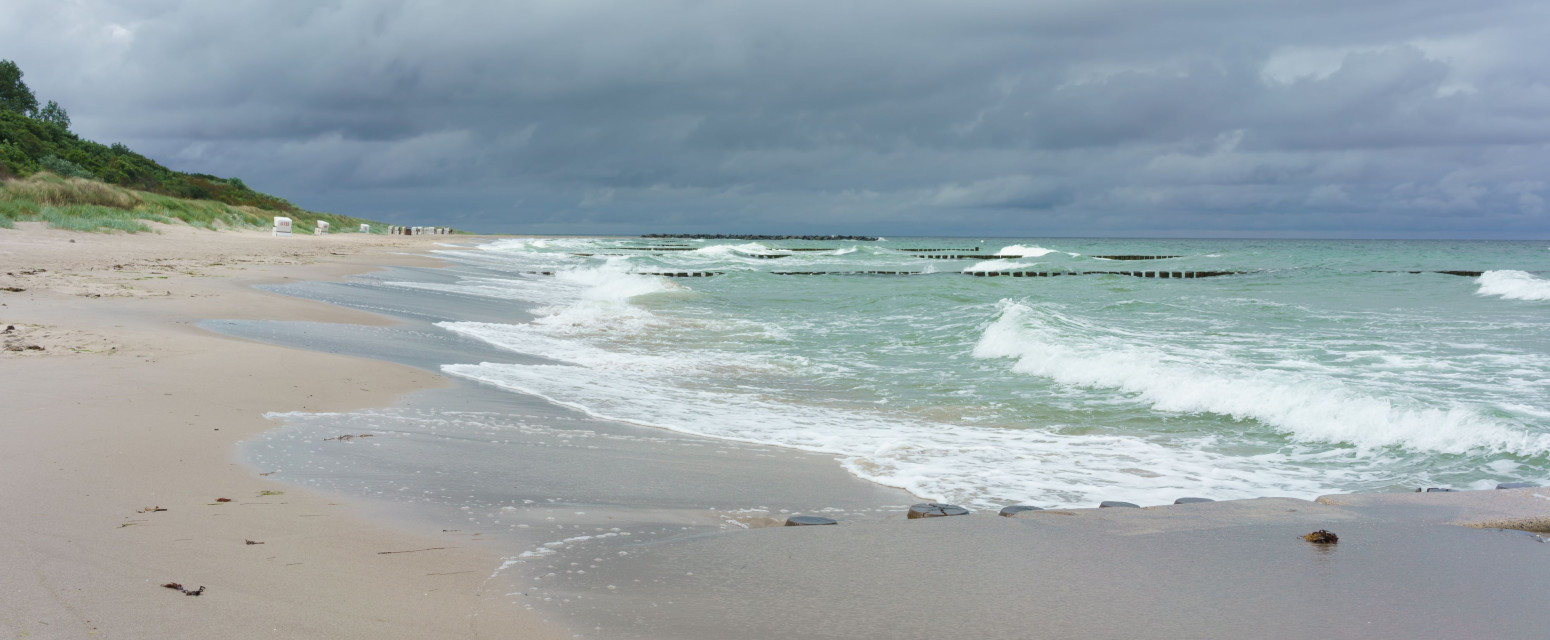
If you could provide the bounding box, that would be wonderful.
[5,1,1549,237]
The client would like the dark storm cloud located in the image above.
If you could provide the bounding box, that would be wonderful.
[4,0,1548,236]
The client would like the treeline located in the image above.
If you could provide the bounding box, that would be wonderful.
[0,59,297,211]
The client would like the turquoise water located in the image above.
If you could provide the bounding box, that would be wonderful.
[409,238,1550,508]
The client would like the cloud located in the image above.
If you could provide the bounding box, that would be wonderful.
[2,0,1548,237]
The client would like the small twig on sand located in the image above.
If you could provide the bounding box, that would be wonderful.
[162,583,206,596]
[377,547,455,555]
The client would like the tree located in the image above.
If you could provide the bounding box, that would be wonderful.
[37,100,69,129]
[0,60,39,116]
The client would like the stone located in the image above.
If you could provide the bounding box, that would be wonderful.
[1174,497,1214,504]
[907,503,970,519]
[1100,501,1140,509]
[1497,482,1537,490]
[785,516,838,526]
[1304,529,1338,544]
[999,505,1044,517]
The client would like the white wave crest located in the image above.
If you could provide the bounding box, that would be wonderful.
[972,300,1550,457]
[996,244,1058,257]
[997,244,1079,258]
[441,357,1347,509]
[693,242,770,256]
[963,259,1037,272]
[1477,270,1550,301]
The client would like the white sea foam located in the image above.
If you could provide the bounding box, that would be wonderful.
[441,357,1350,509]
[692,242,770,256]
[1477,270,1550,301]
[963,259,1037,272]
[421,238,1361,507]
[996,245,1060,257]
[973,300,1550,457]
[400,237,1549,508]
[439,295,1360,507]
[997,244,1082,258]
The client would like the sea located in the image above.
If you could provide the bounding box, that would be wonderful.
[321,236,1550,509]
[219,236,1550,636]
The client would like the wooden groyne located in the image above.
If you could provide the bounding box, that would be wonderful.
[520,271,722,277]
[912,254,1184,260]
[642,234,880,241]
[963,270,1244,278]
[1372,270,1485,277]
[771,271,925,276]
[898,248,979,252]
[522,270,1244,278]
[769,270,1245,278]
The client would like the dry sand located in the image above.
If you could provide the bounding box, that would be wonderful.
[0,222,564,639]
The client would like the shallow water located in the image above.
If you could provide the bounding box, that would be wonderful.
[414,238,1550,508]
[221,242,1550,639]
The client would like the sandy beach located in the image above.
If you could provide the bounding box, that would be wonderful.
[6,222,1550,640]
[0,222,564,639]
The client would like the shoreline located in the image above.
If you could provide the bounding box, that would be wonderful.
[7,223,1550,639]
[0,222,564,639]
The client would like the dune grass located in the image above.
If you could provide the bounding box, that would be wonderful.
[0,172,389,234]
[38,205,154,233]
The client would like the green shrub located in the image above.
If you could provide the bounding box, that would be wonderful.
[39,155,92,179]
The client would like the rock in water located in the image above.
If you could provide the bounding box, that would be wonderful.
[1174,497,1214,504]
[1304,530,1339,544]
[999,505,1044,517]
[1099,501,1140,509]
[908,503,970,519]
[1497,482,1537,490]
[785,516,838,526]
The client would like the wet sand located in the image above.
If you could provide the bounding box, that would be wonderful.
[0,222,564,639]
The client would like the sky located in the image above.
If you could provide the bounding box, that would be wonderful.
[4,0,1549,237]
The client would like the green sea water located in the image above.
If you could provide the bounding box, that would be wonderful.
[413,237,1550,508]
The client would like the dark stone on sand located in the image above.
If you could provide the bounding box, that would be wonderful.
[1497,482,1537,490]
[785,516,838,526]
[1417,488,1457,492]
[1100,501,1140,509]
[999,505,1044,516]
[908,502,970,519]
[1174,497,1214,504]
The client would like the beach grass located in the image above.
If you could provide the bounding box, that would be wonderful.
[0,171,388,234]
[39,204,154,233]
